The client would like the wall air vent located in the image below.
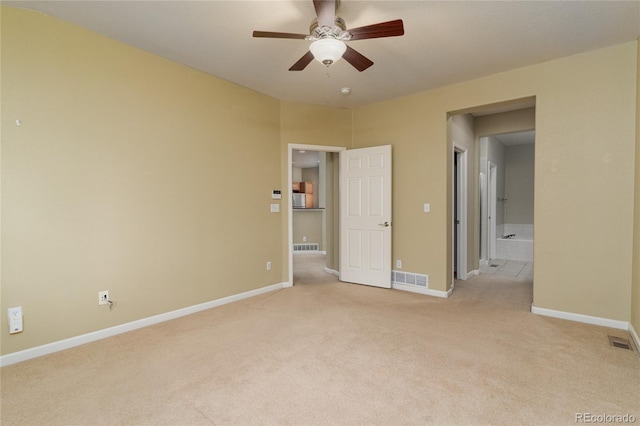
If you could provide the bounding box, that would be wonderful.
[293,243,320,252]
[392,270,428,288]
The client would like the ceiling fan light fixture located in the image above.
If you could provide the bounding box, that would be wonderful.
[310,38,346,66]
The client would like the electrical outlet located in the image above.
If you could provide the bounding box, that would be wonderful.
[396,260,402,269]
[8,306,23,334]
[98,290,110,305]
[266,261,272,271]
[303,236,307,242]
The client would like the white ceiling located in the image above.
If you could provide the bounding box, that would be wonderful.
[4,1,640,108]
[292,150,321,168]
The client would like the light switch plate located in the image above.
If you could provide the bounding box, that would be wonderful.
[423,203,430,213]
[270,203,280,213]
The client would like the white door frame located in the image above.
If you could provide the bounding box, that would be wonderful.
[488,161,497,260]
[287,144,346,287]
[453,145,468,280]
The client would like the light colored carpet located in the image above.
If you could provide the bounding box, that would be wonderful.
[2,253,638,425]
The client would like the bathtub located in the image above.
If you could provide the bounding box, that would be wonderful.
[495,224,533,262]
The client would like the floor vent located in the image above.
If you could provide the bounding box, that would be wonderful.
[293,243,320,252]
[608,335,633,351]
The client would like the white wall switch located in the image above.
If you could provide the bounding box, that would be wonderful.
[8,306,23,334]
[270,204,280,213]
[423,203,430,213]
[266,261,272,271]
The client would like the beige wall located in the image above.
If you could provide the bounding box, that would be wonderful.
[292,211,323,250]
[505,143,535,225]
[352,42,637,322]
[487,136,507,227]
[474,107,536,137]
[1,8,282,355]
[632,38,640,336]
[279,102,351,282]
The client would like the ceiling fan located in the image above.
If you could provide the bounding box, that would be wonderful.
[252,0,404,72]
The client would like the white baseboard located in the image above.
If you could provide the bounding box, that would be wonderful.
[324,267,339,277]
[531,306,629,330]
[629,322,640,350]
[466,269,480,279]
[392,282,451,298]
[0,282,286,367]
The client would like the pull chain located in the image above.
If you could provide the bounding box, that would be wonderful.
[325,70,331,105]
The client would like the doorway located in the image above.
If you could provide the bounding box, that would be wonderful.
[287,143,393,289]
[449,99,536,304]
[288,144,345,286]
[453,146,468,280]
[479,130,535,281]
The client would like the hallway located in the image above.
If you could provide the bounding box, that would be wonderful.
[480,259,533,279]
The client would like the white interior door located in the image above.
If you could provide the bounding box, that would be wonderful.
[339,145,392,288]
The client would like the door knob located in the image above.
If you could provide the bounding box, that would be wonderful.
[379,221,390,227]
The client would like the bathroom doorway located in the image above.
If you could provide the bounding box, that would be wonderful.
[479,130,535,280]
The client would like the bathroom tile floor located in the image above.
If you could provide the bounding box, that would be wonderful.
[480,259,533,279]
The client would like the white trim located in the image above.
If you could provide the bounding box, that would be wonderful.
[288,144,346,287]
[466,269,480,279]
[392,282,452,298]
[324,267,339,276]
[0,282,286,367]
[531,306,629,330]
[629,322,640,351]
[488,161,497,260]
[453,146,468,281]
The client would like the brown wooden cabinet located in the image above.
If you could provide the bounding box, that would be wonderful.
[300,182,313,194]
[293,181,314,208]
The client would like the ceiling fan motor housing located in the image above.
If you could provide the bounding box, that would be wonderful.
[309,16,346,37]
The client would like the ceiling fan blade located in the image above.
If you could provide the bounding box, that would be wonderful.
[289,51,315,71]
[342,45,374,72]
[253,31,308,40]
[347,19,405,40]
[313,0,336,28]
